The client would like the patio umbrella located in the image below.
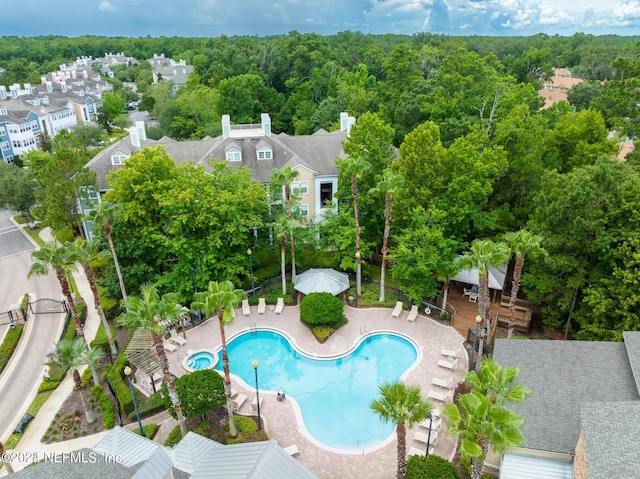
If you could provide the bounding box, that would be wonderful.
[294,268,350,296]
[452,257,507,290]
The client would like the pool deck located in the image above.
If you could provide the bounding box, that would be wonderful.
[165,304,467,479]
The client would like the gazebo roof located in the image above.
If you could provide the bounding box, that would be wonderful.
[123,328,162,376]
[294,268,350,296]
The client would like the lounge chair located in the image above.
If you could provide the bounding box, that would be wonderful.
[418,417,442,432]
[431,377,453,389]
[430,407,441,418]
[468,291,478,303]
[427,390,452,402]
[251,396,263,411]
[242,299,251,316]
[408,446,433,457]
[284,445,300,456]
[169,328,187,347]
[391,301,403,318]
[257,298,266,315]
[274,297,284,314]
[407,305,418,322]
[437,358,458,370]
[440,348,458,359]
[162,339,177,353]
[233,393,247,410]
[414,431,438,446]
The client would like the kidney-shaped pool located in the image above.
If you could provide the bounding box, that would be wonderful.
[215,329,418,450]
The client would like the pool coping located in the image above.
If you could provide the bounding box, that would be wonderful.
[181,348,218,373]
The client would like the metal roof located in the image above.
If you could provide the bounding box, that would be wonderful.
[500,453,573,479]
[294,268,350,296]
[93,426,170,467]
[171,431,223,474]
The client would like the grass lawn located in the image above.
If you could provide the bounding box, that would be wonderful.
[2,392,53,450]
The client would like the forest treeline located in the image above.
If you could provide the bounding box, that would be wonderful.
[2,31,640,341]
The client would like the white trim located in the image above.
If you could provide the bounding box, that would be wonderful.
[225,147,241,162]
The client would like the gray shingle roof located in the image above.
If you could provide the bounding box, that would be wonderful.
[580,401,640,479]
[622,331,640,392]
[493,339,640,455]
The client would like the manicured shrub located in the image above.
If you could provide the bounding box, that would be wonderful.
[133,423,158,439]
[162,369,225,419]
[406,454,461,479]
[163,425,183,447]
[91,385,116,429]
[107,352,134,416]
[90,322,118,355]
[0,325,23,375]
[81,366,94,389]
[137,391,166,418]
[223,415,260,444]
[192,420,211,437]
[300,292,346,329]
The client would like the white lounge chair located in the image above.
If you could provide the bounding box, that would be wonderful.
[233,393,247,410]
[427,390,452,402]
[257,298,266,315]
[418,417,442,432]
[437,358,458,370]
[162,339,177,353]
[414,431,438,446]
[391,301,403,318]
[274,297,284,314]
[468,291,478,303]
[251,396,264,411]
[440,348,458,359]
[169,328,187,347]
[430,407,441,418]
[431,377,453,389]
[242,299,251,316]
[408,446,434,457]
[285,445,300,456]
[407,305,418,322]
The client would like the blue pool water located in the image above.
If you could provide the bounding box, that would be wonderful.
[215,330,418,450]
[187,351,215,370]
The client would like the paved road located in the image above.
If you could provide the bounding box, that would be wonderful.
[0,210,34,257]
[0,215,62,442]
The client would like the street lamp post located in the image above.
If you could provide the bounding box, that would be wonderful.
[469,314,482,371]
[124,366,144,436]
[425,413,433,457]
[355,251,361,308]
[252,360,262,430]
[192,268,201,322]
[248,249,255,297]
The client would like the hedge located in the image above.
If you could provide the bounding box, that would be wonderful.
[133,423,158,439]
[0,325,23,375]
[406,454,461,479]
[107,350,134,416]
[91,384,116,429]
[90,322,118,355]
[300,292,346,329]
[163,425,183,447]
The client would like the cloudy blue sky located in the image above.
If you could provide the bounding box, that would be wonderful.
[5,0,640,37]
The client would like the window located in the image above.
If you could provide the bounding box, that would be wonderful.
[295,204,309,217]
[1,142,9,151]
[111,153,127,165]
[0,127,5,136]
[292,181,308,194]
[0,106,6,115]
[320,182,333,207]
[5,155,13,163]
[225,148,241,161]
[257,146,272,160]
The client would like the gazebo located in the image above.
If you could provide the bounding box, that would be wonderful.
[293,268,350,300]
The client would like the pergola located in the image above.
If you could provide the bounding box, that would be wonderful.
[123,328,163,393]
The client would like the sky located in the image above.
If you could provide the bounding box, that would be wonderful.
[4,0,640,38]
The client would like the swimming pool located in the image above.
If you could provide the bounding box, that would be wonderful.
[215,329,418,450]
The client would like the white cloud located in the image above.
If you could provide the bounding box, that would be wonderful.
[98,0,118,12]
[613,0,640,20]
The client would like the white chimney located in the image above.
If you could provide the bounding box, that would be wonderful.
[46,81,53,93]
[340,112,356,133]
[222,115,231,139]
[136,121,147,141]
[61,83,67,93]
[0,86,6,99]
[261,113,271,137]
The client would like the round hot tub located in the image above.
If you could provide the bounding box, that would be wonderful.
[182,349,218,372]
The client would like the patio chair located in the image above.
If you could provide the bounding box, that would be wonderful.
[431,377,453,389]
[242,299,251,316]
[468,291,478,303]
[251,396,264,412]
[233,393,247,410]
[169,328,187,347]
[408,446,434,457]
[274,297,285,314]
[391,301,403,318]
[418,417,442,432]
[440,348,458,359]
[437,358,458,370]
[285,445,300,456]
[414,431,438,446]
[407,305,418,322]
[162,339,177,353]
[427,389,452,402]
[257,297,266,315]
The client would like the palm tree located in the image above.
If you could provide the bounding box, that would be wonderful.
[117,284,189,434]
[72,237,118,356]
[370,382,432,479]
[340,156,370,302]
[53,338,104,423]
[442,358,531,479]
[504,230,546,339]
[29,240,101,385]
[192,280,245,437]
[272,166,300,283]
[369,168,404,302]
[459,239,511,368]
[271,216,292,296]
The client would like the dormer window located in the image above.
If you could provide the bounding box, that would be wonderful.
[257,145,272,160]
[0,106,7,115]
[111,152,128,165]
[225,147,241,161]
